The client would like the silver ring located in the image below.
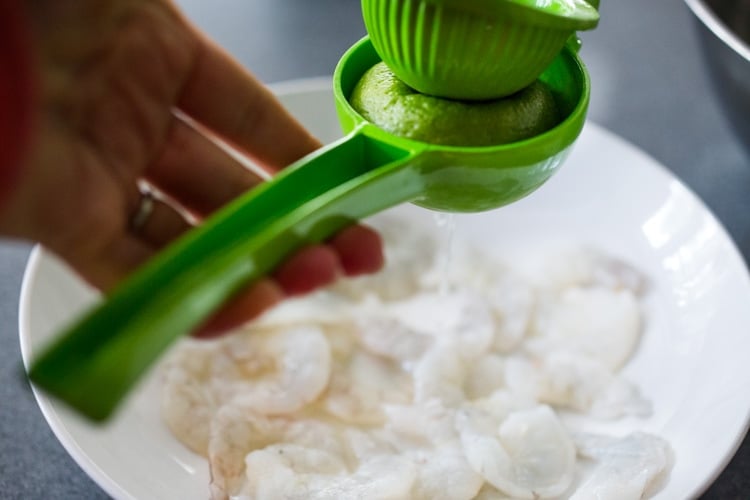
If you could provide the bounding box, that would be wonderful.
[130,186,155,232]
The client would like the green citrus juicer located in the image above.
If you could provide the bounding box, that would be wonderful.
[363,0,599,99]
[27,33,591,420]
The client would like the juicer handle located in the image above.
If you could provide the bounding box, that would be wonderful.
[27,129,422,421]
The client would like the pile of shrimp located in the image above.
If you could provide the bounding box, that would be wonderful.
[161,214,673,500]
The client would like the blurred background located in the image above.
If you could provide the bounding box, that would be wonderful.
[0,0,747,498]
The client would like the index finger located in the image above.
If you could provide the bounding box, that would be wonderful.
[176,21,321,173]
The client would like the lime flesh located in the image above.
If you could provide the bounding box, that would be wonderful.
[350,62,560,147]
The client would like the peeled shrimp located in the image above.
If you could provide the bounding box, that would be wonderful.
[161,340,219,455]
[485,274,535,353]
[354,314,432,364]
[438,247,535,354]
[504,352,651,418]
[457,405,576,499]
[514,246,648,295]
[463,354,507,400]
[242,450,417,500]
[408,441,484,500]
[343,427,399,463]
[530,287,642,372]
[240,444,348,500]
[473,484,513,499]
[220,325,332,415]
[207,406,291,499]
[208,406,353,499]
[319,454,417,500]
[322,350,412,425]
[350,403,482,500]
[390,290,495,361]
[410,302,501,405]
[162,326,332,455]
[466,390,538,424]
[449,291,496,360]
[383,400,457,447]
[413,343,468,406]
[571,432,673,500]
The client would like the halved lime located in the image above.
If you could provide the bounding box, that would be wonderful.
[350,62,560,147]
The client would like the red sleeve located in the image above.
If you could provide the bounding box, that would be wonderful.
[0,0,35,206]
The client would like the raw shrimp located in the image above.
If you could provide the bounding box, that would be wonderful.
[485,274,535,353]
[323,350,412,425]
[240,444,349,500]
[514,245,648,295]
[449,291,497,360]
[409,293,498,405]
[413,342,468,406]
[467,390,538,424]
[383,400,457,447]
[463,354,507,400]
[162,326,332,454]
[242,451,417,500]
[436,246,535,354]
[424,244,503,292]
[391,290,495,361]
[207,406,292,499]
[161,340,219,455]
[208,406,353,499]
[473,484,513,499]
[504,352,651,418]
[363,403,482,500]
[354,314,432,364]
[572,432,673,500]
[457,405,576,499]
[408,441,484,500]
[220,325,332,415]
[343,427,399,463]
[530,287,642,372]
[319,454,417,499]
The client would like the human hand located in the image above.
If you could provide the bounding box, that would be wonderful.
[0,0,383,336]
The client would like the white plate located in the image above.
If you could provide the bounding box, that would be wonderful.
[19,78,750,500]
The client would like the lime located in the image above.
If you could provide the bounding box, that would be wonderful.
[350,62,560,147]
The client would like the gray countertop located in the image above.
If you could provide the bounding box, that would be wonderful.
[1,0,748,498]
